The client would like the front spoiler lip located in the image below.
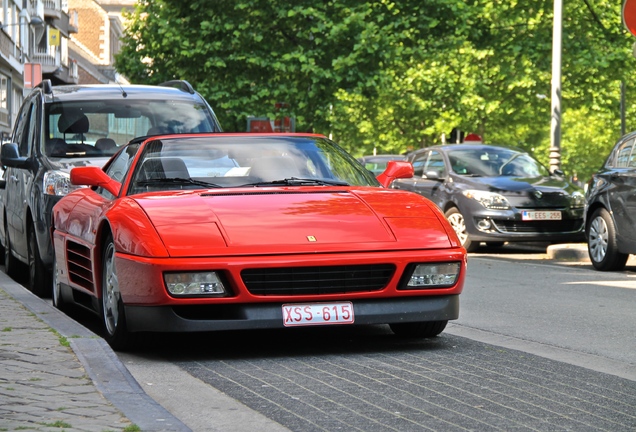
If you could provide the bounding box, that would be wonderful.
[124,295,460,333]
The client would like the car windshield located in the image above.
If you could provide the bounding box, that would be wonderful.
[45,99,218,158]
[127,135,380,195]
[360,155,405,175]
[447,147,550,177]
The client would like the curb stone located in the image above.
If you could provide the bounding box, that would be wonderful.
[0,270,191,432]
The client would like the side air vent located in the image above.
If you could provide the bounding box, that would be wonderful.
[66,241,94,291]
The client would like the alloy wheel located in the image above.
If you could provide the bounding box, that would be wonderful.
[447,212,468,245]
[588,215,608,264]
[102,242,120,336]
[52,258,65,310]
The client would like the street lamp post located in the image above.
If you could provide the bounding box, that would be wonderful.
[550,0,563,174]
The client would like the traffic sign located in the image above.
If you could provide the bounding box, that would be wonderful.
[623,0,636,37]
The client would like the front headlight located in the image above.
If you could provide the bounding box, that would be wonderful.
[402,262,461,289]
[462,190,510,210]
[571,191,585,209]
[43,170,84,196]
[164,272,229,297]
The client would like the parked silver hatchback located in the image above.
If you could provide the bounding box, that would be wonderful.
[0,79,222,296]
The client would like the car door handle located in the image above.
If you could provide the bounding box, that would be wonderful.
[9,175,18,183]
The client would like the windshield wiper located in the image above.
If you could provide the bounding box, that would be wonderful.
[244,177,350,187]
[136,178,223,188]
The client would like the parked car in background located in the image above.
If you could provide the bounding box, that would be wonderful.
[0,79,222,297]
[358,154,407,176]
[391,143,586,251]
[51,133,465,350]
[585,131,636,270]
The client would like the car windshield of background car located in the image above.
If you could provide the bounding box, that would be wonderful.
[448,148,549,177]
[44,100,217,158]
[127,136,380,194]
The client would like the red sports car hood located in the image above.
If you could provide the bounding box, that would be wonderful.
[134,188,454,257]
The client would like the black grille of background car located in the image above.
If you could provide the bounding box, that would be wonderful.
[241,264,396,295]
[66,241,94,290]
[493,219,584,234]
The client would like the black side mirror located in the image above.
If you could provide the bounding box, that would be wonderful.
[1,143,29,169]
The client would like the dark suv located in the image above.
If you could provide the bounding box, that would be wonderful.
[585,131,636,271]
[0,79,222,296]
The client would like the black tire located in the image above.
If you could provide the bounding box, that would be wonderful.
[444,207,479,252]
[28,224,51,298]
[390,320,448,338]
[100,233,134,351]
[4,224,21,279]
[51,255,70,312]
[586,208,629,271]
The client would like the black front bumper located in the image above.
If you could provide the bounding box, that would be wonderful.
[125,295,460,333]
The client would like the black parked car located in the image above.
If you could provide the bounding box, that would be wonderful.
[391,144,585,251]
[0,79,222,297]
[585,132,636,270]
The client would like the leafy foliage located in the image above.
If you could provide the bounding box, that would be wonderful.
[116,0,636,181]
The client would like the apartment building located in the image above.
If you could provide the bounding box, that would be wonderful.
[0,0,132,139]
[68,0,133,84]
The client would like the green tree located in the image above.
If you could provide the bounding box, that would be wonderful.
[116,0,636,180]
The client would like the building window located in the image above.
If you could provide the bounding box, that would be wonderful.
[0,74,10,127]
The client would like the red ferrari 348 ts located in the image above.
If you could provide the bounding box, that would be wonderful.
[51,133,466,350]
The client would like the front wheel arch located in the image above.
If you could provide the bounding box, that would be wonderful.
[27,220,51,297]
[586,207,628,271]
[99,230,136,351]
[444,206,479,252]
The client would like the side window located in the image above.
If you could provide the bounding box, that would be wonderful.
[99,143,140,199]
[425,151,446,177]
[12,99,35,156]
[19,102,37,157]
[629,145,636,168]
[411,153,428,177]
[614,139,634,168]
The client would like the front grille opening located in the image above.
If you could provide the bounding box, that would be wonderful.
[492,219,584,234]
[241,264,396,296]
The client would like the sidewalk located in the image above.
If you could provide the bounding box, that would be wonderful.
[0,270,190,432]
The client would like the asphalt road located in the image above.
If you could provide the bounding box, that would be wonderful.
[113,246,636,431]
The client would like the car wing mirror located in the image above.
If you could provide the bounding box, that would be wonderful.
[424,170,443,180]
[70,166,121,197]
[376,161,414,188]
[1,143,30,169]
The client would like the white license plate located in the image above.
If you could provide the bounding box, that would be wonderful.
[522,210,562,221]
[282,302,354,327]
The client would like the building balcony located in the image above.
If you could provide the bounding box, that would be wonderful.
[42,1,77,36]
[0,28,24,66]
[33,49,78,85]
[43,0,62,20]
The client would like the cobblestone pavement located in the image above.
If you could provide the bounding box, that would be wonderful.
[0,271,190,432]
